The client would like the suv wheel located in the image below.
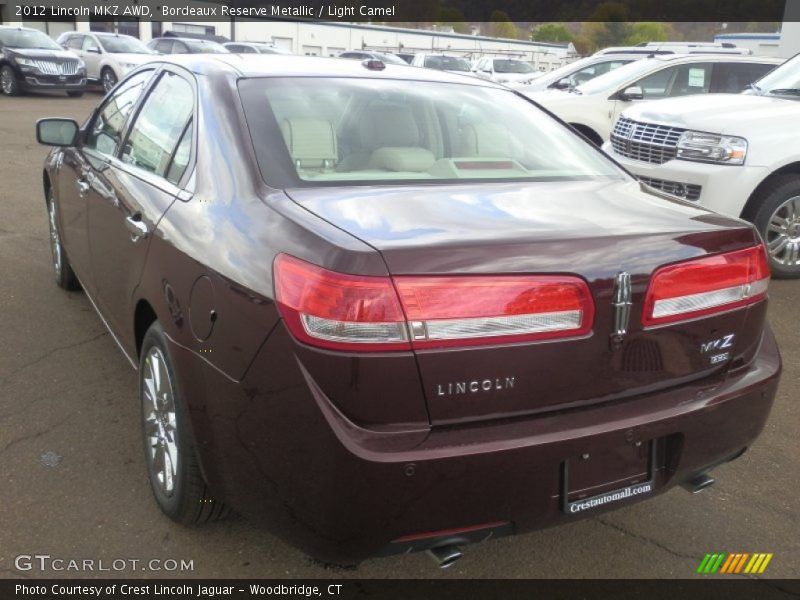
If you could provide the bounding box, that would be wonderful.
[140,322,229,523]
[753,175,800,279]
[47,190,80,290]
[101,67,117,93]
[1,65,20,96]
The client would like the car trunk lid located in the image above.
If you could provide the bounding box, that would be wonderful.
[286,180,765,425]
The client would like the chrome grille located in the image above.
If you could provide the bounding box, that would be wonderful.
[610,116,686,165]
[639,176,702,201]
[31,60,80,76]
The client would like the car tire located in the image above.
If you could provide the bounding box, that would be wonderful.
[752,175,800,279]
[66,91,84,97]
[1,65,20,96]
[140,321,230,524]
[100,67,117,93]
[46,189,80,291]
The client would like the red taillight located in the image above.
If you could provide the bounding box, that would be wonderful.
[642,245,770,327]
[394,275,593,348]
[273,254,408,352]
[274,254,594,351]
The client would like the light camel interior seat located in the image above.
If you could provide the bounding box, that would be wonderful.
[279,118,338,171]
[457,123,513,158]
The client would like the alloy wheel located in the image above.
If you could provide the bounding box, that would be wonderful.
[47,198,62,278]
[142,346,179,497]
[102,70,117,92]
[765,195,800,267]
[1,68,13,95]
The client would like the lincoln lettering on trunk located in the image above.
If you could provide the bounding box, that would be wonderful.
[436,377,515,397]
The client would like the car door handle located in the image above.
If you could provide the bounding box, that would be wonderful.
[76,179,90,196]
[124,214,149,241]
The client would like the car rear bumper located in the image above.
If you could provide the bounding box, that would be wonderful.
[170,322,781,564]
[602,141,768,218]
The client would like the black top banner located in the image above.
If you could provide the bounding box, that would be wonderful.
[5,0,793,23]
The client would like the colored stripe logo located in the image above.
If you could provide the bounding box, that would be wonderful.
[697,553,773,574]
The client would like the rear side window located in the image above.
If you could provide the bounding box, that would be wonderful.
[634,63,712,99]
[154,40,172,54]
[84,69,154,157]
[64,36,83,50]
[121,72,193,181]
[711,62,776,93]
[82,36,100,52]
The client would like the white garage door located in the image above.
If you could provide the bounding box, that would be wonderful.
[302,45,321,56]
[272,37,293,52]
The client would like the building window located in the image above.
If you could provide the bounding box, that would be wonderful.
[172,23,215,36]
[89,19,139,37]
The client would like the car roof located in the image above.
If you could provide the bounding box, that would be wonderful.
[0,25,41,32]
[151,37,220,43]
[94,32,135,37]
[629,54,782,65]
[149,54,507,85]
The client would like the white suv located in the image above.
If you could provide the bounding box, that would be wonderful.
[526,55,780,145]
[58,31,155,92]
[603,53,800,278]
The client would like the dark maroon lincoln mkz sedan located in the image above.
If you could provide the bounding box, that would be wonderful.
[37,55,781,566]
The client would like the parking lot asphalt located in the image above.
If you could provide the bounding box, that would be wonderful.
[0,93,798,582]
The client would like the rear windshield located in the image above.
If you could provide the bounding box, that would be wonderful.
[494,59,535,74]
[238,77,625,188]
[424,56,471,72]
[98,34,151,54]
[184,40,228,53]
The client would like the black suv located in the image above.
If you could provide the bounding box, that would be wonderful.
[0,26,86,96]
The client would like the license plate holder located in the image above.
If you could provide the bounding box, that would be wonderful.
[561,440,656,515]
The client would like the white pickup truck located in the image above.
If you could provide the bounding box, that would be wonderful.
[603,53,800,278]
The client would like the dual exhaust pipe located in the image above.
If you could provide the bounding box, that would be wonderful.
[424,473,715,569]
[426,545,463,569]
[681,472,716,494]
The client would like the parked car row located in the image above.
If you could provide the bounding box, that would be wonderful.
[35,53,782,567]
[602,53,800,277]
[526,54,781,144]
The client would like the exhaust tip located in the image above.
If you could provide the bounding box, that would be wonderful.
[426,545,463,569]
[681,473,715,494]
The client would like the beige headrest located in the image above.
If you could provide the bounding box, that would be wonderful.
[359,105,420,150]
[280,118,337,168]
[459,123,512,157]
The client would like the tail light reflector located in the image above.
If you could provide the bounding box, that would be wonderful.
[642,245,769,327]
[274,254,594,351]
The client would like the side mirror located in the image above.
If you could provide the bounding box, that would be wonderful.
[552,78,571,90]
[87,46,101,54]
[619,85,644,101]
[36,118,79,147]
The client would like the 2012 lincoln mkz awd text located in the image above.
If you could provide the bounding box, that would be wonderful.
[36,54,781,565]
